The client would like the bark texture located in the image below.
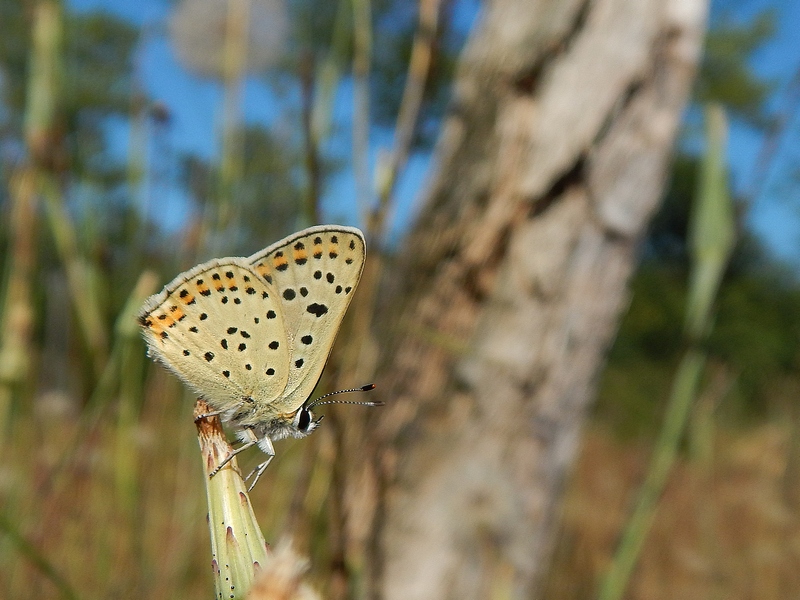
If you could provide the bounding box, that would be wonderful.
[354,0,707,598]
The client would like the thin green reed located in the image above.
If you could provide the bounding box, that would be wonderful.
[352,0,373,226]
[300,0,353,227]
[597,104,736,600]
[41,175,110,378]
[113,272,159,511]
[215,0,250,241]
[23,0,110,378]
[0,171,38,446]
[369,0,440,240]
[0,0,64,440]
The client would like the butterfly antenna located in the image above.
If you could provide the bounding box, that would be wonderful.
[307,384,383,409]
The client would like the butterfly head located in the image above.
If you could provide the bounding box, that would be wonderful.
[261,384,380,442]
[292,405,323,436]
[297,384,382,433]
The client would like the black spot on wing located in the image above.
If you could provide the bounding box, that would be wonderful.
[307,303,328,317]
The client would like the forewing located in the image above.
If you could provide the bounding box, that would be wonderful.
[138,260,290,413]
[247,225,366,412]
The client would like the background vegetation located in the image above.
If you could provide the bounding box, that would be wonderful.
[0,0,798,598]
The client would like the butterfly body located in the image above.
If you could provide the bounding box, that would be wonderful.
[138,225,365,482]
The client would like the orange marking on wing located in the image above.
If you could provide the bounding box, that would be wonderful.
[196,282,210,295]
[148,315,166,334]
[170,306,185,320]
[293,247,308,262]
[255,263,271,278]
[273,255,288,269]
[181,294,195,304]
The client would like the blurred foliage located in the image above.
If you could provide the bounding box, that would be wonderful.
[695,10,776,128]
[179,124,304,256]
[0,0,797,596]
[370,0,462,148]
[0,0,138,180]
[276,0,463,150]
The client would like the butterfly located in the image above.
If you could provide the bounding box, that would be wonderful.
[137,225,378,488]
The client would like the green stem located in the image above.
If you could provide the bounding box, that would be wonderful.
[598,349,706,600]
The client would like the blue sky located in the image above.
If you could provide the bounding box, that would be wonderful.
[71,0,800,265]
[724,0,800,265]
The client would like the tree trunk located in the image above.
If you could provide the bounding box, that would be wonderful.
[348,0,708,598]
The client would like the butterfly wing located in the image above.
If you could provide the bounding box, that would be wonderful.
[138,259,290,413]
[247,225,366,413]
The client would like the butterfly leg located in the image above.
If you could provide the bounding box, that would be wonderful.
[244,436,275,491]
[209,428,258,478]
[194,409,223,421]
[195,396,250,422]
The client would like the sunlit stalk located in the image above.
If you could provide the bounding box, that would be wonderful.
[0,0,64,441]
[301,0,352,226]
[311,0,352,146]
[114,272,160,511]
[195,399,269,599]
[352,0,372,224]
[370,0,440,240]
[0,170,38,446]
[301,55,322,225]
[40,175,109,377]
[215,0,250,246]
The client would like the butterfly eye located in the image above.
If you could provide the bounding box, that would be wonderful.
[297,407,313,432]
